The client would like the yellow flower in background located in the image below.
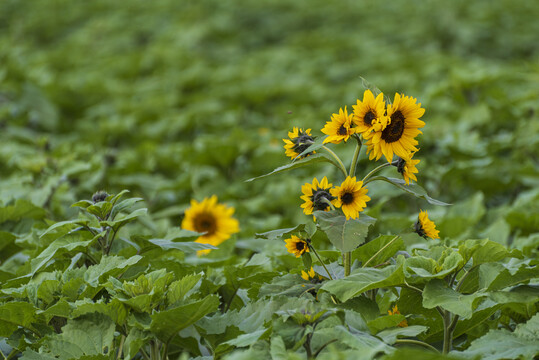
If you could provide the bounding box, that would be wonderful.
[415,210,440,239]
[352,89,388,137]
[283,127,315,160]
[366,93,425,162]
[284,235,310,257]
[321,106,355,144]
[388,305,408,327]
[181,195,239,255]
[330,176,371,220]
[300,176,337,216]
[396,152,420,185]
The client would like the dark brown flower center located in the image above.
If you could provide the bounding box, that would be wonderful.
[292,131,314,156]
[381,111,405,143]
[341,192,354,205]
[338,125,348,135]
[396,157,406,174]
[311,189,335,211]
[194,214,217,235]
[364,110,376,126]
[414,221,426,238]
[295,241,305,251]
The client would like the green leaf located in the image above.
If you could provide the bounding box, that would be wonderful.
[455,314,539,360]
[150,295,219,342]
[166,273,202,306]
[84,255,142,287]
[422,279,485,319]
[321,263,405,302]
[255,223,306,240]
[353,235,403,267]
[333,326,393,357]
[314,210,376,252]
[367,314,407,334]
[0,301,39,337]
[0,199,46,223]
[100,207,147,231]
[148,238,216,252]
[39,219,90,239]
[376,325,429,344]
[270,336,288,360]
[124,328,151,360]
[245,153,335,182]
[293,135,327,160]
[405,251,464,282]
[367,176,450,206]
[459,239,521,267]
[382,348,466,360]
[110,197,143,220]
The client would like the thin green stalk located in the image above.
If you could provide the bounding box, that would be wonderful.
[349,135,363,177]
[308,245,334,280]
[140,348,151,360]
[362,235,399,268]
[395,339,439,353]
[5,350,18,360]
[116,335,125,359]
[320,198,336,211]
[322,146,348,177]
[442,310,454,354]
[361,163,392,183]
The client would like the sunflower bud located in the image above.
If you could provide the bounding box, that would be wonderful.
[92,191,109,203]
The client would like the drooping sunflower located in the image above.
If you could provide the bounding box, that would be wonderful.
[388,305,408,327]
[352,89,388,137]
[366,93,425,162]
[395,152,420,185]
[300,176,337,216]
[284,235,309,257]
[283,127,315,160]
[181,195,239,255]
[321,106,355,144]
[414,210,440,240]
[330,176,371,220]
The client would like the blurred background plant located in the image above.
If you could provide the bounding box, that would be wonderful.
[1,0,537,257]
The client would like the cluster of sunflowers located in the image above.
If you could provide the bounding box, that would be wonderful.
[282,89,439,269]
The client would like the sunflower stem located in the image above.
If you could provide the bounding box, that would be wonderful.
[322,146,348,177]
[349,134,362,177]
[361,163,392,183]
[308,244,334,280]
[344,251,351,277]
[320,198,335,211]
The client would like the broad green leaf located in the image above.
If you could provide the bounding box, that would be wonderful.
[422,279,485,319]
[147,238,216,252]
[480,260,539,291]
[367,176,450,206]
[166,273,202,307]
[333,326,393,358]
[216,328,270,355]
[37,280,60,305]
[382,348,466,360]
[86,202,113,220]
[314,210,376,252]
[0,199,46,223]
[405,251,464,282]
[0,301,39,337]
[270,336,288,360]
[353,235,403,267]
[255,224,306,240]
[367,314,407,334]
[124,328,151,360]
[109,197,144,220]
[376,325,429,344]
[100,207,147,231]
[84,255,142,287]
[321,263,405,302]
[150,295,219,342]
[458,239,521,267]
[455,314,539,360]
[245,153,335,182]
[39,219,90,239]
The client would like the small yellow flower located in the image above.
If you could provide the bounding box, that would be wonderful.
[366,93,425,162]
[395,152,420,185]
[388,305,408,327]
[321,106,355,144]
[352,89,388,137]
[330,176,371,220]
[300,176,337,217]
[284,235,310,257]
[181,195,240,255]
[415,210,440,240]
[283,127,315,160]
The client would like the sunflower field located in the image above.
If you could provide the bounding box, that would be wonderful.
[1,0,538,359]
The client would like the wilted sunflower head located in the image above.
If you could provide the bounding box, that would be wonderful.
[395,152,420,185]
[366,93,425,162]
[414,210,440,240]
[330,176,371,220]
[283,127,315,160]
[352,89,389,137]
[284,235,310,257]
[300,176,337,216]
[321,106,355,144]
[181,195,239,255]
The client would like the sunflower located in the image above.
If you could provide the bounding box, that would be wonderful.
[283,127,315,160]
[300,176,337,217]
[366,93,425,162]
[301,267,323,281]
[414,210,440,240]
[352,89,388,137]
[395,152,420,185]
[330,176,371,220]
[388,305,408,327]
[321,106,355,144]
[181,195,239,255]
[284,235,310,257]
